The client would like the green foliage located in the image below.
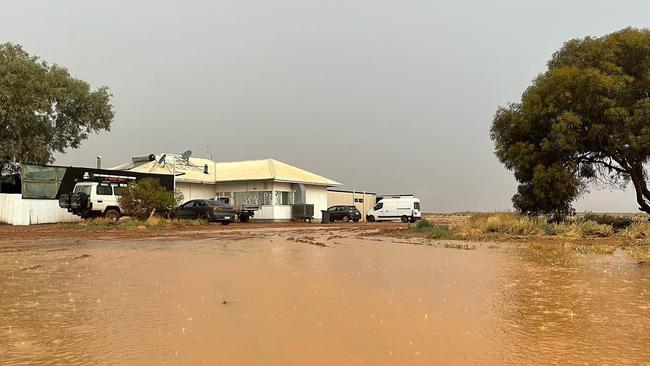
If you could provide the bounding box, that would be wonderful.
[573,220,615,238]
[490,28,650,219]
[0,43,113,173]
[118,178,183,220]
[582,213,634,230]
[411,219,454,239]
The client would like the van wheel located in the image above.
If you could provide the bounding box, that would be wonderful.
[221,220,231,225]
[401,216,409,223]
[367,215,375,222]
[342,215,350,222]
[409,217,417,223]
[104,209,120,222]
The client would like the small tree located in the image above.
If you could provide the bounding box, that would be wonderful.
[491,28,650,219]
[119,178,183,220]
[0,43,114,173]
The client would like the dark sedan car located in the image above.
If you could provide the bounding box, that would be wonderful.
[327,205,361,222]
[174,199,236,225]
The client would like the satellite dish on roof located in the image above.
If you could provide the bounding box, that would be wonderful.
[181,150,192,161]
[158,154,167,165]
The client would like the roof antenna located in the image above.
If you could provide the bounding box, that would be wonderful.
[206,140,213,161]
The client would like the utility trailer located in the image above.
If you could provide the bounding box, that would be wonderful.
[211,197,257,223]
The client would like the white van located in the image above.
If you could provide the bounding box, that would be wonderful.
[366,197,422,223]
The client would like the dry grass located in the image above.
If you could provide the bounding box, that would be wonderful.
[406,212,650,258]
[57,217,210,231]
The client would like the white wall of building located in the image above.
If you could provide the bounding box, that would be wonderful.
[306,185,328,220]
[176,182,216,201]
[0,194,80,225]
[174,180,329,221]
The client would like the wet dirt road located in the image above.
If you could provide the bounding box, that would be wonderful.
[1,227,649,365]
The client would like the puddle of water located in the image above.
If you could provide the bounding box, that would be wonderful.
[1,234,649,365]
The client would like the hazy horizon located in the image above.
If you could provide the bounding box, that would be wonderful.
[2,1,650,212]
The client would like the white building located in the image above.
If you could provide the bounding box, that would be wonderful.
[114,154,342,221]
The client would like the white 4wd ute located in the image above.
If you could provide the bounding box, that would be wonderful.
[59,182,125,221]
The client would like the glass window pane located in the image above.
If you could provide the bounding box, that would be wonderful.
[97,185,112,195]
[22,182,57,198]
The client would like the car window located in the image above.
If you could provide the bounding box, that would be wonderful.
[328,206,336,211]
[113,186,124,196]
[194,201,207,207]
[414,202,420,210]
[374,202,383,210]
[74,185,92,195]
[181,201,194,208]
[97,185,113,195]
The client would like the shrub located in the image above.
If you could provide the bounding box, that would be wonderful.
[416,219,433,230]
[572,220,615,238]
[411,219,454,239]
[460,213,545,237]
[118,178,183,220]
[582,213,634,231]
[621,222,650,240]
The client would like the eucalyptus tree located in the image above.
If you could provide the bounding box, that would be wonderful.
[492,28,650,218]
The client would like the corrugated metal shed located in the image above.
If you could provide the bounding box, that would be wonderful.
[114,155,341,187]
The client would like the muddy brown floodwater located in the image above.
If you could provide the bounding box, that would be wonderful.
[1,227,650,365]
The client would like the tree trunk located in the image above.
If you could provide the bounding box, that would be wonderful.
[629,166,650,215]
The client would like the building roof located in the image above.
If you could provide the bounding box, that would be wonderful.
[327,188,377,195]
[113,155,342,187]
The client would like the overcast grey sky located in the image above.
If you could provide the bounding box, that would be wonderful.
[2,0,649,212]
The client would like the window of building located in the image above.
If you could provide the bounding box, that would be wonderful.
[233,191,272,206]
[354,198,364,203]
[274,191,295,205]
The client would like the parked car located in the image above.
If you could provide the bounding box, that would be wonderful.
[59,181,127,221]
[326,205,361,222]
[209,197,257,223]
[174,199,236,225]
[366,197,421,223]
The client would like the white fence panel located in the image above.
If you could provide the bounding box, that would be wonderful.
[0,194,79,225]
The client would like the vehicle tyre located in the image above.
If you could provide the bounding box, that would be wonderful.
[342,215,350,222]
[401,216,409,223]
[353,219,359,223]
[367,215,375,222]
[104,209,120,222]
[409,217,417,223]
[221,220,231,225]
[239,213,250,223]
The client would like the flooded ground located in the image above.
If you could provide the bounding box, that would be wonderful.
[1,226,649,365]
